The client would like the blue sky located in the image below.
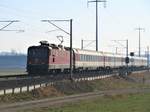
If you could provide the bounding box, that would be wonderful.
[0,0,150,54]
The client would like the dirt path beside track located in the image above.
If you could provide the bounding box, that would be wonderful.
[1,88,150,112]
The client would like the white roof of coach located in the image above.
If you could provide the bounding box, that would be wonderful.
[73,48,148,60]
[73,48,125,57]
[73,48,103,56]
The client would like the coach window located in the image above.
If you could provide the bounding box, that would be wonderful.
[94,56,96,61]
[90,56,91,61]
[90,56,92,61]
[87,55,88,61]
[108,57,110,62]
[89,56,91,61]
[96,56,98,61]
[81,55,84,61]
[93,56,95,61]
[90,55,91,61]
[99,56,101,61]
[86,55,87,61]
[86,55,88,61]
[107,57,109,62]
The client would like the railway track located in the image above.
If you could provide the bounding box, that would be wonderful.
[0,69,148,90]
[0,74,28,80]
[1,88,150,112]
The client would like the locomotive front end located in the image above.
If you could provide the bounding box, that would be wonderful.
[27,41,49,75]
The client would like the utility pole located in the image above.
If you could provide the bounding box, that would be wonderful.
[135,27,145,57]
[126,39,129,73]
[88,0,107,51]
[42,19,73,80]
[70,19,73,80]
[81,39,84,49]
[147,46,149,69]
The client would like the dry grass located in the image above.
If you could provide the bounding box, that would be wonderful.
[1,72,150,104]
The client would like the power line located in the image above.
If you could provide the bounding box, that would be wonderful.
[87,0,107,51]
[0,20,20,31]
[81,39,96,49]
[0,20,24,32]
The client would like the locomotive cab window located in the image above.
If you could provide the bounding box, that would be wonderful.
[28,47,49,64]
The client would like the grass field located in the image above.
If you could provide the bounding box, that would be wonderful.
[22,93,150,112]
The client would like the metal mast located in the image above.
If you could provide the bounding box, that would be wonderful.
[88,0,106,51]
[135,27,145,57]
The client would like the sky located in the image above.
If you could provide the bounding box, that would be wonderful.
[0,0,150,54]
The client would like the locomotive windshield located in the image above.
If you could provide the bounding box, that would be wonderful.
[28,46,49,64]
[28,47,48,58]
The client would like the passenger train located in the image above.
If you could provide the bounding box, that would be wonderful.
[27,41,148,75]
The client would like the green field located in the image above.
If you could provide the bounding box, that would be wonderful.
[22,93,150,112]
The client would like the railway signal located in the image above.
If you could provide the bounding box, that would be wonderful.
[125,57,129,64]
